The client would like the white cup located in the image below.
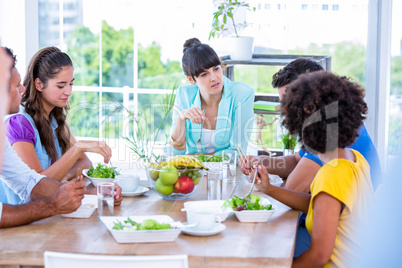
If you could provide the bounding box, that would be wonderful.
[186,208,221,231]
[116,174,139,192]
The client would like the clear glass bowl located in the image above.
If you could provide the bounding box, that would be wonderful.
[145,166,205,200]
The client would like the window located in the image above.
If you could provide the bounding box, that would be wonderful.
[333,4,339,11]
[302,4,308,10]
[322,4,329,11]
[1,0,378,160]
[388,1,402,167]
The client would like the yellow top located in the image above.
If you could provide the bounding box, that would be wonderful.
[306,149,374,267]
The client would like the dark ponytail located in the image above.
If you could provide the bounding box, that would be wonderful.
[182,38,221,79]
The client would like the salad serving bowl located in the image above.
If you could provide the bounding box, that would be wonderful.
[82,169,116,187]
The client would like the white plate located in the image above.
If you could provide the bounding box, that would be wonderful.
[122,186,149,197]
[183,200,233,221]
[62,195,97,218]
[82,169,116,187]
[100,215,181,243]
[181,223,226,236]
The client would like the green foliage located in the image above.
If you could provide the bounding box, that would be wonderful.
[101,21,134,87]
[209,0,256,39]
[388,116,402,155]
[280,132,297,149]
[67,25,99,86]
[391,56,402,95]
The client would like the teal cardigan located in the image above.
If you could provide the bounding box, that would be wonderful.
[172,76,255,156]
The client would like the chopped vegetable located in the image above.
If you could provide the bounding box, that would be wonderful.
[223,194,273,211]
[195,154,222,162]
[112,217,172,231]
[87,163,118,178]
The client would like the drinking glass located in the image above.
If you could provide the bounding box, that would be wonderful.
[222,150,237,183]
[97,182,114,220]
[207,169,223,200]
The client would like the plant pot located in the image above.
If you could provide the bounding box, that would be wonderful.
[228,36,254,61]
[283,148,295,156]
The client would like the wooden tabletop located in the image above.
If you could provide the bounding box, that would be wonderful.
[0,168,299,268]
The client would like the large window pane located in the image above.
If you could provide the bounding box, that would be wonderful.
[388,0,402,166]
[135,0,214,90]
[69,91,99,138]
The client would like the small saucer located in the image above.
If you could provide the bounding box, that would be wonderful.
[122,186,149,197]
[181,223,226,236]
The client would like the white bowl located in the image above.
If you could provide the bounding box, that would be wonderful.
[62,194,97,218]
[183,200,233,221]
[100,215,181,243]
[82,169,116,187]
[234,205,276,223]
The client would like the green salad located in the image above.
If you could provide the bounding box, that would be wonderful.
[87,163,118,178]
[112,218,172,231]
[223,194,273,211]
[195,154,222,162]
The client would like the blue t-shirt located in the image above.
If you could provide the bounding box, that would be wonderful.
[298,125,381,190]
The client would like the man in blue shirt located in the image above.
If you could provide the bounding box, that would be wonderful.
[240,58,382,256]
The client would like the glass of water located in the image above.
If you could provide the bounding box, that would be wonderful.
[222,150,237,183]
[97,182,114,220]
[207,169,223,200]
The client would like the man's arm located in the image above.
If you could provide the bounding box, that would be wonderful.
[284,157,321,193]
[0,180,85,228]
[240,152,301,179]
[30,176,63,200]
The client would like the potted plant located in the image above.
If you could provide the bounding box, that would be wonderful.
[209,0,256,61]
[280,131,297,156]
[107,87,176,165]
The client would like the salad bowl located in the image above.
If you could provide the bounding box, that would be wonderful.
[82,169,116,187]
[224,194,276,223]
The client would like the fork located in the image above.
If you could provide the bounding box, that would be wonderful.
[245,162,259,203]
[109,160,118,176]
[196,110,206,153]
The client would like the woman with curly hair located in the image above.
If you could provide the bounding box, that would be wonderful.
[2,47,113,204]
[252,71,374,267]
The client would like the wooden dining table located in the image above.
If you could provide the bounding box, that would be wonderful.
[0,168,299,268]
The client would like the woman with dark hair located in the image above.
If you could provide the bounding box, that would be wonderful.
[3,47,113,204]
[251,71,374,267]
[170,38,255,155]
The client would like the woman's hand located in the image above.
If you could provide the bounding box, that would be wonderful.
[73,140,112,163]
[180,107,207,124]
[239,155,259,175]
[113,183,123,206]
[250,164,272,193]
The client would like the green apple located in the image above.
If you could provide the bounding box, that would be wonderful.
[148,163,161,181]
[159,165,179,185]
[155,179,174,196]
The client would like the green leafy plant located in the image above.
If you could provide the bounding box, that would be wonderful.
[280,132,297,149]
[209,0,256,39]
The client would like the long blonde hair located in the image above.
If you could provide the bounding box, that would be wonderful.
[22,47,73,162]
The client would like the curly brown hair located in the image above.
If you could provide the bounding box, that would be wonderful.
[281,71,368,154]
